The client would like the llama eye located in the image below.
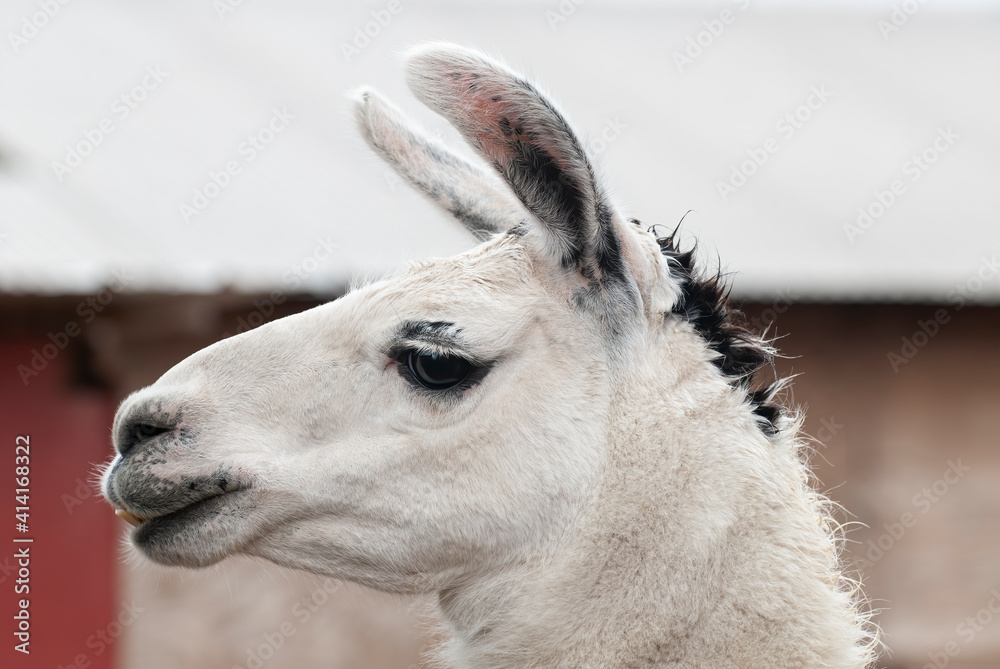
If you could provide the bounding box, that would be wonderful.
[405,350,473,390]
[135,423,169,441]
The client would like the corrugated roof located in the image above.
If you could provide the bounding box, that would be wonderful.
[1,0,997,301]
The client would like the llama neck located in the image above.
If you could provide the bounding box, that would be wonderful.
[438,336,870,668]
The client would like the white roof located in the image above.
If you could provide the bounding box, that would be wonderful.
[1,0,997,301]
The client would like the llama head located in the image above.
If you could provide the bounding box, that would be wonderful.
[101,44,695,590]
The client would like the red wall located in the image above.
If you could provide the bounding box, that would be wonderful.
[1,338,117,669]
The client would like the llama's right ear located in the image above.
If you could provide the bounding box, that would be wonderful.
[353,88,528,238]
[405,44,635,303]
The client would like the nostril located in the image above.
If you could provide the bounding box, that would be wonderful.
[119,422,172,457]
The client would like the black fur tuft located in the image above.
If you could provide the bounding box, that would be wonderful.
[653,225,784,437]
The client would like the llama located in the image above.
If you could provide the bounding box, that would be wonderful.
[101,44,876,668]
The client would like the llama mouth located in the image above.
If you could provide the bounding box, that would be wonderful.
[121,489,256,568]
[113,488,249,532]
[115,508,147,527]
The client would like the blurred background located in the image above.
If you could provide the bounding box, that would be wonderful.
[1,1,998,667]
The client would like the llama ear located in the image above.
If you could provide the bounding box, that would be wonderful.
[353,87,528,238]
[405,43,629,288]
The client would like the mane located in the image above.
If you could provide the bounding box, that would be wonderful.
[650,223,785,437]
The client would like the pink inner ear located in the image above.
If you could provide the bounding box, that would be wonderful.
[456,84,520,164]
[445,70,566,173]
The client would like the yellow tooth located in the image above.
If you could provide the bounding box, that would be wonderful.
[115,508,146,527]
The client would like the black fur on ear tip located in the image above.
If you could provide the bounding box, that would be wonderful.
[349,86,375,108]
[350,87,382,133]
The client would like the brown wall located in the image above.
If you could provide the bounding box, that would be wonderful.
[744,303,1000,669]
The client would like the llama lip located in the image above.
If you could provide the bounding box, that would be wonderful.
[130,489,250,535]
[113,485,248,531]
[105,464,251,530]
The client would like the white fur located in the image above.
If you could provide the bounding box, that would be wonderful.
[101,44,877,668]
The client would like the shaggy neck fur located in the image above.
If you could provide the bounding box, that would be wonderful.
[435,237,874,668]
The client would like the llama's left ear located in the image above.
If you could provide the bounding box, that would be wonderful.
[354,87,530,238]
[406,44,633,296]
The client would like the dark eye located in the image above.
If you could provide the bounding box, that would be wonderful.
[406,350,473,390]
[135,423,169,442]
